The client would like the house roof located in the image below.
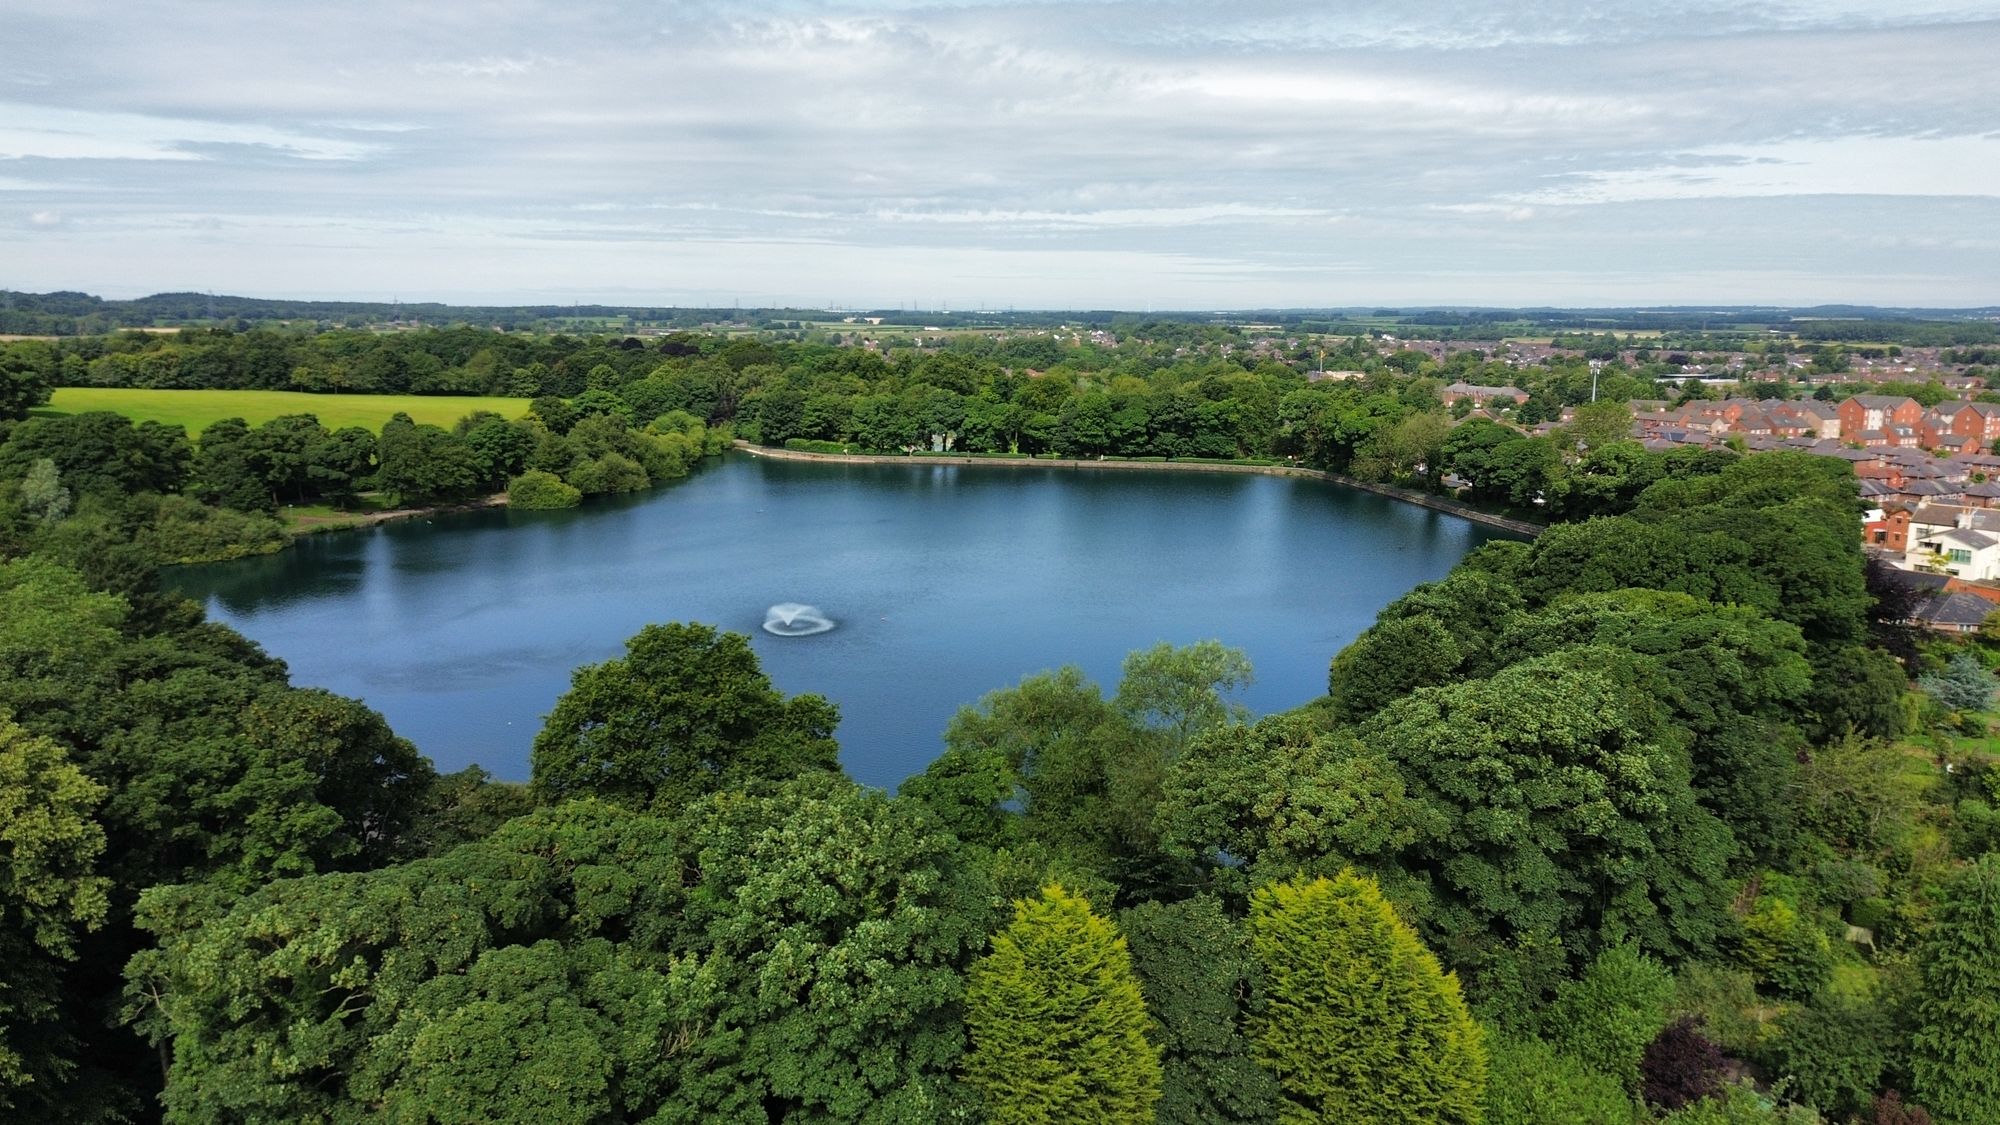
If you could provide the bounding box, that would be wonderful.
[1915,591,1997,628]
[1926,527,1999,550]
[1910,504,2000,533]
[1443,382,1526,397]
[1937,400,2000,417]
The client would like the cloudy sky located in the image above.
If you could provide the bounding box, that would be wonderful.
[4,1,1999,308]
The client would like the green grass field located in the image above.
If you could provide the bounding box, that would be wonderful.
[38,388,533,434]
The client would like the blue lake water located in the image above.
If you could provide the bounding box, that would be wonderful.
[168,455,1512,789]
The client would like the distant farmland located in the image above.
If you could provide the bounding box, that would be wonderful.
[39,388,534,434]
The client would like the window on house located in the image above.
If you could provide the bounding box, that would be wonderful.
[1949,548,1973,564]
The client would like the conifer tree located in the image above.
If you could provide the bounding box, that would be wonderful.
[1246,871,1487,1125]
[1909,853,2000,1125]
[962,884,1162,1125]
[1917,651,1996,713]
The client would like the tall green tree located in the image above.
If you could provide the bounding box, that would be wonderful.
[1121,897,1277,1125]
[962,884,1162,1124]
[531,622,840,809]
[904,666,1150,873]
[1909,853,2000,1125]
[0,339,55,421]
[1156,715,1432,895]
[1245,872,1487,1125]
[0,716,109,1115]
[17,459,69,524]
[1113,639,1252,760]
[374,413,481,504]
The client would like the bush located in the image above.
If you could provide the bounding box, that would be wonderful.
[1765,995,1891,1120]
[1672,964,1768,1059]
[1551,945,1674,1093]
[1739,892,1834,1000]
[782,438,859,455]
[506,470,581,510]
[1660,1081,1820,1124]
[1484,1029,1639,1125]
[1868,1090,1932,1125]
[1643,1016,1729,1112]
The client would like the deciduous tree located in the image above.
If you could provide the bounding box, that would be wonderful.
[0,716,109,1114]
[531,622,840,809]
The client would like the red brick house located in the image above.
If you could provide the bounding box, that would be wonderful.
[1839,395,1922,440]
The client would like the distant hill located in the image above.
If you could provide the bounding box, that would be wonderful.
[2,289,1995,341]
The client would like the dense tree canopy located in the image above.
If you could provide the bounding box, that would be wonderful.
[134,780,987,1123]
[4,321,1992,1124]
[1362,652,1735,962]
[0,716,109,1115]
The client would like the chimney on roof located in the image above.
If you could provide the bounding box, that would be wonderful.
[1961,508,1974,529]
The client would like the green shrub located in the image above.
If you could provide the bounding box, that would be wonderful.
[506,470,581,510]
[1660,1081,1820,1124]
[1551,944,1674,1092]
[1673,963,1771,1058]
[1740,893,1835,1000]
[1765,995,1891,1120]
[1484,1029,1639,1125]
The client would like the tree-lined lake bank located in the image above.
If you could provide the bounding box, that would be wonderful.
[734,440,1546,538]
[169,453,1514,787]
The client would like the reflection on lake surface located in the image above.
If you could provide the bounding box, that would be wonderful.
[170,455,1514,788]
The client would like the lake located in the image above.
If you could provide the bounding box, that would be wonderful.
[168,455,1514,789]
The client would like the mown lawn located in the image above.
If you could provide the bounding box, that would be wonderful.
[39,388,532,434]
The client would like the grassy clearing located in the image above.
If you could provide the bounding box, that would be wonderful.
[279,495,397,534]
[39,388,533,435]
[1944,711,2000,763]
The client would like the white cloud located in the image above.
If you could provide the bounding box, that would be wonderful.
[1516,135,2000,204]
[28,209,62,226]
[1,1,1997,304]
[870,204,1339,228]
[413,55,549,79]
[0,104,377,162]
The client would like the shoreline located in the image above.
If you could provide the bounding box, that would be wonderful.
[284,492,509,536]
[732,441,1544,538]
